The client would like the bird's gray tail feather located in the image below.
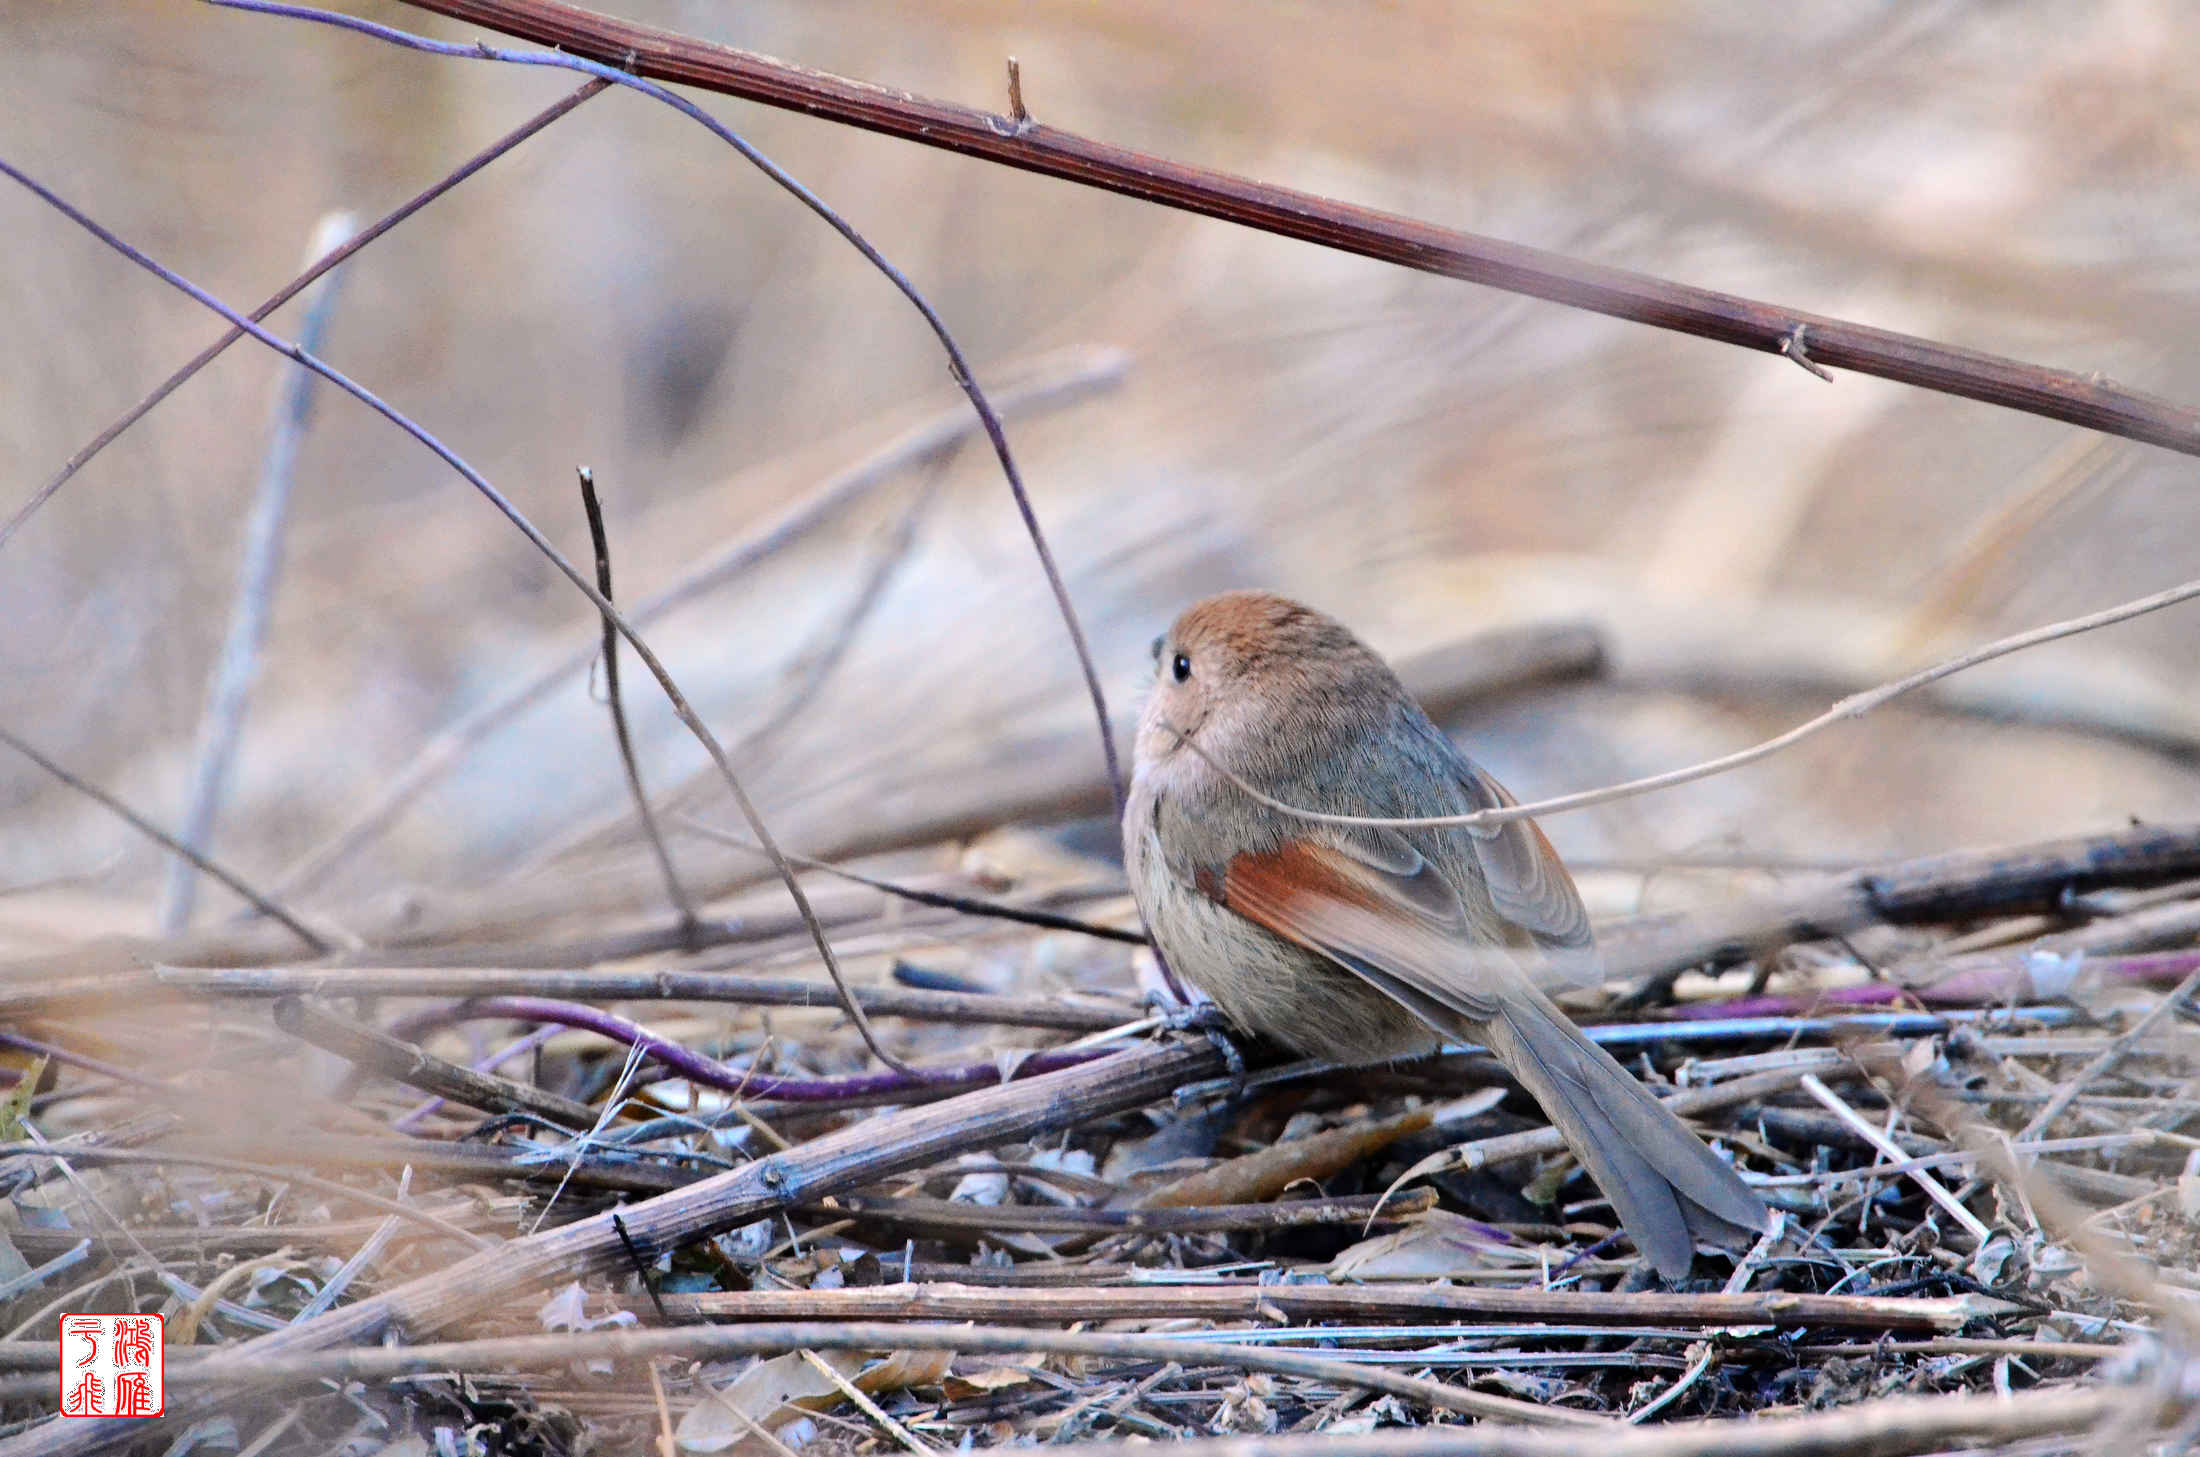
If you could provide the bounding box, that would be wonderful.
[1483,991,1768,1279]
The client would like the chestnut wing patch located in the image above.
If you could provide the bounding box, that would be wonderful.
[1212,838,1508,1026]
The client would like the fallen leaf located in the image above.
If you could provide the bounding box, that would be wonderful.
[1331,1207,1530,1280]
[677,1349,863,1454]
[943,1360,1041,1399]
[1139,1107,1432,1207]
[857,1347,954,1394]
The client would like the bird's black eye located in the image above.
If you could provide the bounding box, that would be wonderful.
[1150,634,1166,665]
[1171,652,1192,683]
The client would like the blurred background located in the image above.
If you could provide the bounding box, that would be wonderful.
[4,0,2199,955]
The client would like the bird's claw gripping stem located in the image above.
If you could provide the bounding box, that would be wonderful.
[1147,994,1248,1095]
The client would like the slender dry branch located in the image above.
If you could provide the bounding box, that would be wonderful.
[1800,1073,1992,1244]
[160,210,357,934]
[577,467,698,934]
[1597,819,2200,981]
[1,1354,2143,1456]
[0,1146,486,1250]
[722,454,947,767]
[366,0,2200,456]
[671,815,1145,943]
[157,964,1132,1032]
[507,455,952,877]
[664,1277,2005,1334]
[1046,1385,2143,1457]
[2015,962,2200,1142]
[1,1218,485,1261]
[170,1131,690,1197]
[0,725,325,952]
[806,1190,1434,1239]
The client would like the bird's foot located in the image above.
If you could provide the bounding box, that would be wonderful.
[1145,995,1248,1097]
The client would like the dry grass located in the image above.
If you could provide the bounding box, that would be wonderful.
[5,826,2200,1453]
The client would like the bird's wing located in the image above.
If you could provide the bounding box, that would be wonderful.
[1450,761,1602,989]
[1211,833,1512,1029]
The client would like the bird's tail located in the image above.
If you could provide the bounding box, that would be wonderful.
[1480,988,1768,1278]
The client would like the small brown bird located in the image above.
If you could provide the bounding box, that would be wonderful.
[1124,590,1768,1278]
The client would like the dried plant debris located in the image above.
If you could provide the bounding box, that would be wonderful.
[0,823,2197,1457]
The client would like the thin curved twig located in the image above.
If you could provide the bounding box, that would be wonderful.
[512,447,956,878]
[212,0,1126,820]
[672,814,1145,944]
[393,996,1115,1104]
[577,467,698,934]
[0,724,326,952]
[1165,570,2200,833]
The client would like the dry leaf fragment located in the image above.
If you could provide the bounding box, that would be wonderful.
[856,1347,955,1394]
[1331,1207,1532,1281]
[677,1349,863,1454]
[942,1359,1042,1399]
[1138,1107,1433,1208]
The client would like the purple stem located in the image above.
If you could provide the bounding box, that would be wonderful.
[1664,948,2200,1021]
[397,997,1112,1103]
